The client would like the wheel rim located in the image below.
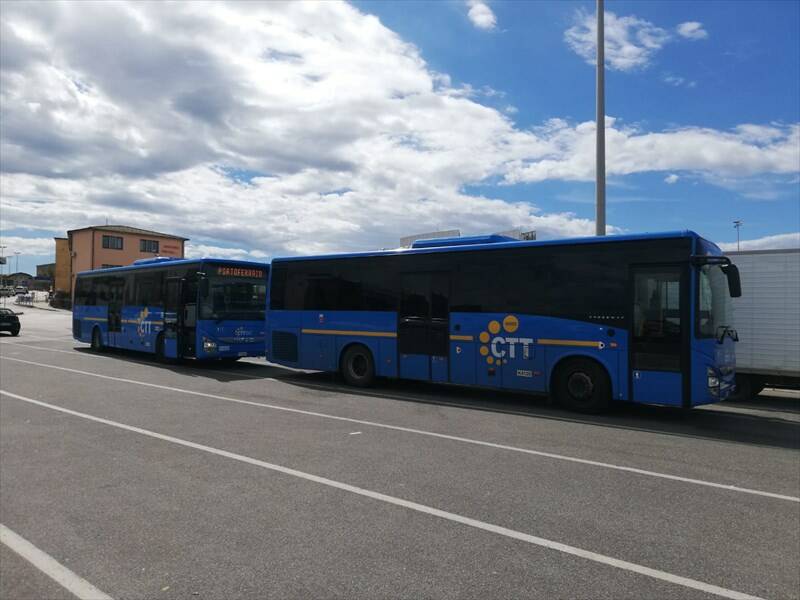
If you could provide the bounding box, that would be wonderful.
[567,371,594,401]
[351,354,368,378]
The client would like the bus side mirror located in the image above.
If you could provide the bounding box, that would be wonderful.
[199,277,210,298]
[722,264,742,298]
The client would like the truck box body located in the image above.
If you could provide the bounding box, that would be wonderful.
[729,249,800,395]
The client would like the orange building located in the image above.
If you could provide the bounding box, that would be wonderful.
[57,225,188,297]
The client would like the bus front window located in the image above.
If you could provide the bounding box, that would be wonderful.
[697,265,733,338]
[200,277,266,321]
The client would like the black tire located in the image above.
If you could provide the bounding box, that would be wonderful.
[90,327,103,352]
[340,344,375,388]
[10,327,19,337]
[728,374,762,402]
[552,358,611,413]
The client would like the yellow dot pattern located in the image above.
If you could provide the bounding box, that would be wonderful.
[479,331,490,343]
[488,320,501,334]
[503,315,518,333]
[479,346,489,356]
[487,356,494,365]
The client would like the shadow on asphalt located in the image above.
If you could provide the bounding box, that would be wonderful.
[74,346,799,451]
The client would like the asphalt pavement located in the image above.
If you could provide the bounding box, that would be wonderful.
[1,308,798,599]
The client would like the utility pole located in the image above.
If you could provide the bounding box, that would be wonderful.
[733,219,743,251]
[595,0,606,236]
[14,251,21,275]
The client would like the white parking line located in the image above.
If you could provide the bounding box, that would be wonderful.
[1,523,113,600]
[0,342,269,380]
[0,390,765,600]
[2,354,797,504]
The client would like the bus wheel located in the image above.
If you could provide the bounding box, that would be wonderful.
[553,358,610,413]
[341,344,375,388]
[90,327,104,352]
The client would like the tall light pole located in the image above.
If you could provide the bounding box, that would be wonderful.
[14,251,20,275]
[595,0,606,236]
[733,219,743,251]
[0,245,6,291]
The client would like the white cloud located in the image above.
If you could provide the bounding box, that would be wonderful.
[664,174,679,184]
[662,73,697,88]
[0,2,796,261]
[676,21,708,40]
[566,12,710,71]
[0,236,55,260]
[504,119,799,184]
[565,10,671,71]
[466,1,497,31]
[718,232,800,251]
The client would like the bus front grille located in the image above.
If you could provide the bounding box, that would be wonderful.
[272,331,298,362]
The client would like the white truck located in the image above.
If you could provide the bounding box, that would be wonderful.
[728,248,800,399]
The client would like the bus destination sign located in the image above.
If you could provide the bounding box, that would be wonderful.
[216,266,265,279]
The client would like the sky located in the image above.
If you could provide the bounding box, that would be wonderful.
[1,0,798,275]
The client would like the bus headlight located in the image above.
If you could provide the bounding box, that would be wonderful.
[203,337,218,353]
[707,367,719,389]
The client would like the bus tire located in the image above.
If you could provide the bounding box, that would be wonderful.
[552,357,610,413]
[90,327,104,352]
[340,344,375,388]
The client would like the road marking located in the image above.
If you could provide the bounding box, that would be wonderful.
[0,342,269,380]
[349,431,362,435]
[1,355,797,504]
[0,523,113,600]
[0,390,766,600]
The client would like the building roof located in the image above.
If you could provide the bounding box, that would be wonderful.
[67,225,189,241]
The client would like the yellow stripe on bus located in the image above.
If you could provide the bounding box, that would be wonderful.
[537,338,603,349]
[449,334,474,341]
[83,317,107,322]
[301,328,397,338]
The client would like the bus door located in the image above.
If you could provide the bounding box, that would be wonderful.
[630,266,686,406]
[163,277,184,359]
[107,277,124,347]
[398,272,449,382]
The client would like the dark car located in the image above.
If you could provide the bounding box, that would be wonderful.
[0,307,20,336]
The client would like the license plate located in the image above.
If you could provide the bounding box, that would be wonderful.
[238,351,247,357]
[218,345,230,352]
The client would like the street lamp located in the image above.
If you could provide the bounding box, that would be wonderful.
[14,251,21,276]
[595,0,606,236]
[733,219,743,251]
[0,245,6,291]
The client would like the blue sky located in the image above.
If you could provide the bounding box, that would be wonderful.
[358,0,800,242]
[1,0,798,275]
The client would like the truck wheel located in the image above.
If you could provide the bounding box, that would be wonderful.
[553,358,610,413]
[341,344,375,388]
[729,374,764,401]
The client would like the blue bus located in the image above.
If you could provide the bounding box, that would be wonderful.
[265,231,741,412]
[73,257,268,361]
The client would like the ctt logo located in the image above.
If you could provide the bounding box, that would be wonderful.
[478,315,533,366]
[136,307,152,337]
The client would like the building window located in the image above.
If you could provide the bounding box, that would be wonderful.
[102,235,123,250]
[101,264,122,269]
[140,239,159,253]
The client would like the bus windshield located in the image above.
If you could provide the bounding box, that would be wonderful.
[697,264,733,337]
[201,276,266,320]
